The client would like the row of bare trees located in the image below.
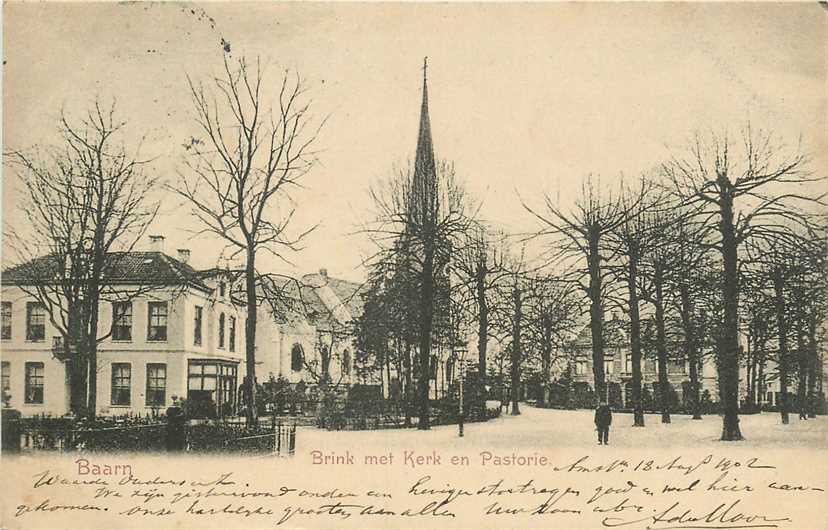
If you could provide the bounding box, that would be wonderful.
[524,126,825,441]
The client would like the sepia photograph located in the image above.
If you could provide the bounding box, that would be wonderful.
[1,2,826,529]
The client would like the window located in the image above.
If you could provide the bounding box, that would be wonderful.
[445,356,454,382]
[291,344,304,372]
[111,363,131,405]
[671,358,687,374]
[147,302,168,342]
[26,302,46,342]
[146,364,166,406]
[341,349,351,376]
[430,354,438,379]
[2,361,10,395]
[229,316,236,352]
[24,362,44,404]
[575,361,587,375]
[219,282,226,298]
[604,359,614,375]
[112,302,132,341]
[1,302,11,340]
[218,313,225,349]
[187,361,238,417]
[193,306,203,346]
[625,354,633,373]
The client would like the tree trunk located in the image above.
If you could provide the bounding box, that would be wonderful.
[85,286,102,420]
[384,344,392,402]
[680,283,701,419]
[510,281,522,416]
[807,315,818,418]
[773,271,790,425]
[628,254,645,426]
[245,248,259,426]
[717,185,743,440]
[757,353,765,409]
[587,227,606,401]
[65,313,88,418]
[654,265,670,424]
[477,271,488,415]
[86,337,98,420]
[796,320,808,420]
[539,339,551,408]
[417,246,435,430]
[67,352,88,418]
[745,329,755,410]
[403,340,413,427]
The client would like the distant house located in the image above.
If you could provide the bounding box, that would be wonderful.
[565,313,718,407]
[1,237,246,417]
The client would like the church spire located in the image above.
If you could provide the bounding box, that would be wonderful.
[413,57,437,211]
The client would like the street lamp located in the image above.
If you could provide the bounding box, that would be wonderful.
[456,347,468,438]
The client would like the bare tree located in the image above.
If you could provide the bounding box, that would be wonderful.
[524,176,641,401]
[453,226,511,414]
[663,125,822,440]
[637,210,683,424]
[669,227,717,420]
[173,55,323,425]
[365,159,475,429]
[4,99,160,418]
[523,274,581,408]
[606,176,666,426]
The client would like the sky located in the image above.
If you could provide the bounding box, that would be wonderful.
[2,2,826,283]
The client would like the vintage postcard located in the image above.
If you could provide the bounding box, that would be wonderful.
[1,2,826,529]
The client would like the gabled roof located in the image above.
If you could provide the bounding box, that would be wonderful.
[257,275,309,327]
[571,315,629,350]
[1,251,210,291]
[256,272,365,332]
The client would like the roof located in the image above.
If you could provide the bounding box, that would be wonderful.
[317,276,366,320]
[571,315,629,350]
[1,251,210,291]
[257,272,365,331]
[257,275,309,327]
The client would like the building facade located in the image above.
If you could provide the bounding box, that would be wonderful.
[565,314,718,407]
[1,241,246,417]
[257,269,367,391]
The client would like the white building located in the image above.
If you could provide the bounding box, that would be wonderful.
[256,269,368,390]
[1,238,246,417]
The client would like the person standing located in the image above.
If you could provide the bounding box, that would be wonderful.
[166,395,187,452]
[594,399,612,445]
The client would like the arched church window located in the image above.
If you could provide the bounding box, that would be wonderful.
[291,344,304,372]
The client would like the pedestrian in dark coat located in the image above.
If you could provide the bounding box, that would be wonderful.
[166,395,187,452]
[594,399,612,445]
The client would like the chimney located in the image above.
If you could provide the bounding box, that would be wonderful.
[177,249,191,264]
[149,235,165,253]
[319,268,328,278]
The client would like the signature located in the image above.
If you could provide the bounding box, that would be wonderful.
[601,499,792,529]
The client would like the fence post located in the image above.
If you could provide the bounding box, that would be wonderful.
[288,422,296,455]
[165,401,186,452]
[1,407,21,453]
[270,411,282,454]
[276,422,282,455]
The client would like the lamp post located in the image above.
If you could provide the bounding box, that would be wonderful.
[457,347,468,438]
[459,361,465,437]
